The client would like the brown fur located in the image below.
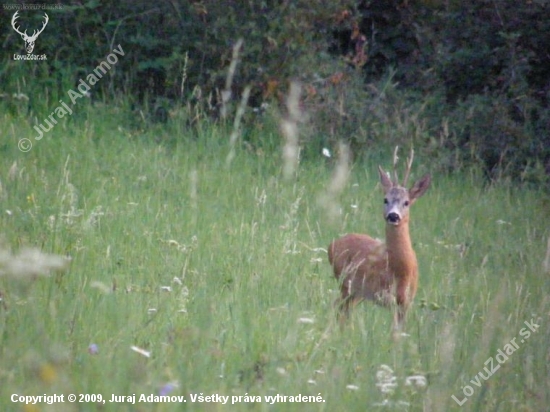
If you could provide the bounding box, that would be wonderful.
[328,156,431,331]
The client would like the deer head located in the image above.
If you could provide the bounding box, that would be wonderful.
[378,147,431,226]
[11,11,49,54]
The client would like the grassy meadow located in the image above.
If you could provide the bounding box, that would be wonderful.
[0,103,549,412]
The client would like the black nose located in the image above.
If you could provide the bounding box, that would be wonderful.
[386,212,400,223]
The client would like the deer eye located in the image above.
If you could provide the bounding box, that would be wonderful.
[404,200,410,207]
[384,198,388,204]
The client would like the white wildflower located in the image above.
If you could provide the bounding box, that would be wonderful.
[90,281,111,294]
[130,345,150,358]
[405,375,427,388]
[0,247,70,279]
[276,367,288,376]
[376,364,398,394]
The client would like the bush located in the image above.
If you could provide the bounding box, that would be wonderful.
[2,0,549,186]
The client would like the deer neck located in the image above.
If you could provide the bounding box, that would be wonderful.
[385,220,417,279]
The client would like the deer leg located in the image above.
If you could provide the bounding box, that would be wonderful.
[393,282,412,334]
[335,292,351,323]
[393,305,406,331]
[335,289,364,330]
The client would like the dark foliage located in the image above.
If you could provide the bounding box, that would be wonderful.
[1,0,549,185]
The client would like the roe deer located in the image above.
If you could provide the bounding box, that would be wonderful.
[328,147,431,332]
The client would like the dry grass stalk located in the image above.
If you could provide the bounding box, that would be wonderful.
[543,237,550,274]
[226,85,251,167]
[189,169,198,209]
[220,38,243,120]
[281,81,303,180]
[180,51,189,101]
[318,141,350,222]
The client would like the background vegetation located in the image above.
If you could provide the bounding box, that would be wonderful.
[1,1,550,411]
[1,0,549,186]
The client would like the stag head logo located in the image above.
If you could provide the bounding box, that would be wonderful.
[11,11,49,54]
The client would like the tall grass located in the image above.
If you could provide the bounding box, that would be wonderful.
[0,103,548,411]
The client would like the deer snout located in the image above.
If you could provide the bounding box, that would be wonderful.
[386,212,401,225]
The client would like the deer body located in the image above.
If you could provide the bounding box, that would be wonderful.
[328,148,430,331]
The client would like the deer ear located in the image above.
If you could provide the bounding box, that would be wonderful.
[378,166,393,191]
[409,174,431,202]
